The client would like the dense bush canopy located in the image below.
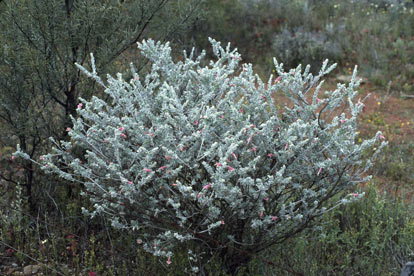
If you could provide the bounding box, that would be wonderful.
[15,38,386,274]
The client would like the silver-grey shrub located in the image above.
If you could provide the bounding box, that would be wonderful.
[15,38,386,274]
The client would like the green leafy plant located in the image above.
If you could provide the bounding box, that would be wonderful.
[266,183,414,276]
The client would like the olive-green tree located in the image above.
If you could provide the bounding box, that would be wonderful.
[0,0,202,210]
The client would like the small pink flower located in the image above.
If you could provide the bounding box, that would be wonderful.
[120,133,127,138]
[250,147,257,152]
[240,108,244,113]
[77,103,83,109]
[317,168,322,176]
[267,153,274,158]
[134,75,139,81]
[227,166,234,172]
[203,184,211,190]
[215,162,222,167]
[66,127,71,132]
[275,76,281,83]
[104,140,109,143]
[39,156,44,160]
[260,211,263,218]
[316,98,322,104]
[221,115,224,119]
[232,153,237,160]
[221,220,225,225]
[159,166,167,170]
[353,193,359,197]
[167,256,172,265]
[250,124,255,128]
[119,127,125,131]
[153,242,156,248]
[247,136,252,144]
[230,83,236,87]
[379,134,385,140]
[264,197,269,201]
[340,119,346,124]
[165,155,172,160]
[197,193,202,198]
[89,272,96,276]
[271,216,277,221]
[11,156,15,161]
[194,120,198,126]
[285,143,289,150]
[172,183,177,186]
[144,168,151,172]
[137,239,142,244]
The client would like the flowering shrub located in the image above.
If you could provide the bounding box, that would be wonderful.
[15,38,386,274]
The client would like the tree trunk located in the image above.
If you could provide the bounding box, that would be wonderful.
[220,247,252,276]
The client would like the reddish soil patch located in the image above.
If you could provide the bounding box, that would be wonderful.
[357,82,414,144]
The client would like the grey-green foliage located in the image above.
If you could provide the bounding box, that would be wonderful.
[0,0,202,207]
[273,27,345,74]
[15,38,386,274]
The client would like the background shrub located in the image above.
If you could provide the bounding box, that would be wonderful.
[272,27,344,73]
